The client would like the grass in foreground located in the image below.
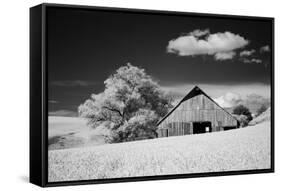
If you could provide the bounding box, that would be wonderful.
[48,120,271,182]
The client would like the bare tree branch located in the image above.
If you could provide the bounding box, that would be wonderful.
[102,106,123,118]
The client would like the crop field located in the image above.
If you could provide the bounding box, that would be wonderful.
[249,108,271,126]
[48,119,271,182]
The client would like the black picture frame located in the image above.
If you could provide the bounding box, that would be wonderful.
[30,3,274,187]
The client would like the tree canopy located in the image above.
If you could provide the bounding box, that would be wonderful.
[78,63,173,142]
[233,104,253,122]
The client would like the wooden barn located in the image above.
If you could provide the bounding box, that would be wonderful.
[157,86,239,138]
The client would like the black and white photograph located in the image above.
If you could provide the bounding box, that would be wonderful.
[2,0,281,190]
[45,5,273,183]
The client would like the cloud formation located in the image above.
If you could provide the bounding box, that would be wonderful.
[167,29,249,60]
[214,51,236,60]
[50,80,98,87]
[241,58,262,64]
[161,83,270,100]
[240,49,255,57]
[214,92,270,113]
[260,45,270,53]
[214,92,242,108]
[189,29,210,37]
[250,59,262,64]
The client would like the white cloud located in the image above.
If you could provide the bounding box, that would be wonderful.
[241,58,262,64]
[189,29,210,37]
[213,92,270,113]
[167,30,249,60]
[260,45,270,53]
[251,59,262,64]
[214,92,242,108]
[214,51,236,60]
[161,83,270,100]
[240,49,255,57]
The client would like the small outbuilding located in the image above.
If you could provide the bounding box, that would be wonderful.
[157,86,239,137]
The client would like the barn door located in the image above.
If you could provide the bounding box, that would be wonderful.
[193,121,212,134]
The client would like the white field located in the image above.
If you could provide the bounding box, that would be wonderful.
[249,108,271,126]
[48,119,271,182]
[48,117,105,150]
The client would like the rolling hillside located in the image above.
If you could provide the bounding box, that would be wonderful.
[49,119,271,182]
[48,116,105,150]
[249,107,271,126]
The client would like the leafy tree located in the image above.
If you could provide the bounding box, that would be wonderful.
[233,104,253,122]
[256,104,268,116]
[78,63,173,142]
[235,114,249,127]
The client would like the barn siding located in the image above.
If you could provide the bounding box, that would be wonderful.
[158,94,238,137]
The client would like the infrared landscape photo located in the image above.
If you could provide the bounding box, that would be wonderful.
[46,7,273,182]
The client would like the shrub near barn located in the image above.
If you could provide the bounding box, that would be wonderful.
[232,104,252,127]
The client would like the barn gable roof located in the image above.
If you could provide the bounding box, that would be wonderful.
[157,86,238,126]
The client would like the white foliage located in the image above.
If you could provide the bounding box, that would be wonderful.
[78,63,173,142]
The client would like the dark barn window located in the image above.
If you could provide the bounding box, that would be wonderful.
[193,122,212,134]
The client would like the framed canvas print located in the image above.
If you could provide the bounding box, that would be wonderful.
[30,3,274,187]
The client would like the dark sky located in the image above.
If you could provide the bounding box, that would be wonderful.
[47,7,272,113]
